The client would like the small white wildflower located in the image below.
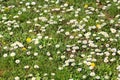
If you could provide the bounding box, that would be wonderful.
[28,74,33,77]
[43,73,48,76]
[70,54,74,58]
[118,74,120,78]
[90,72,95,76]
[104,75,109,79]
[113,0,117,2]
[65,32,70,35]
[117,50,120,55]
[61,55,65,59]
[110,28,116,33]
[99,31,109,37]
[58,66,63,70]
[3,54,8,58]
[26,51,31,55]
[10,52,16,57]
[78,34,82,37]
[34,52,38,56]
[9,32,13,35]
[46,52,51,56]
[45,0,48,2]
[55,44,60,48]
[15,59,20,64]
[25,2,30,6]
[31,77,36,80]
[69,35,74,39]
[15,76,20,80]
[0,34,3,38]
[104,57,109,63]
[24,65,29,69]
[31,2,36,5]
[95,76,100,79]
[71,62,76,66]
[34,65,39,69]
[84,32,91,38]
[82,75,87,79]
[39,45,43,49]
[116,65,120,71]
[81,54,85,57]
[110,20,114,24]
[89,66,94,70]
[64,3,68,7]
[51,73,55,76]
[44,36,49,39]
[77,68,82,72]
[49,57,53,60]
[82,40,87,44]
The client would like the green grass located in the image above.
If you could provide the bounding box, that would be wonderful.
[0,0,120,80]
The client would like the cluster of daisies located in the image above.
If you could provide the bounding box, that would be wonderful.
[0,0,120,80]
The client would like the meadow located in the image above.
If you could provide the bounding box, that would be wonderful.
[0,0,120,80]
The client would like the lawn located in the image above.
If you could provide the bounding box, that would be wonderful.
[0,0,120,80]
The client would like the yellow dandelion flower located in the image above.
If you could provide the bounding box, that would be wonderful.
[5,7,9,11]
[22,47,27,51]
[84,4,88,8]
[26,38,32,43]
[90,63,95,67]
[3,42,6,44]
[96,24,101,29]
